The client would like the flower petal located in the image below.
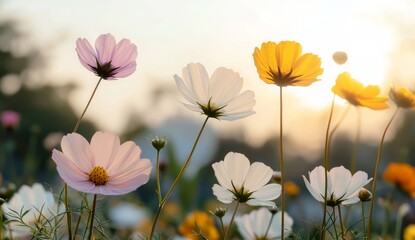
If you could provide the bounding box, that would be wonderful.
[90,132,120,168]
[212,184,234,204]
[243,162,273,192]
[95,33,116,64]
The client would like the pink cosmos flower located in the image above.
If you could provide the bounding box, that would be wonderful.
[0,110,20,129]
[76,33,138,80]
[52,131,152,195]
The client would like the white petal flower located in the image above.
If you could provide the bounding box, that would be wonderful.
[2,183,64,239]
[174,63,256,120]
[236,208,293,240]
[212,152,281,206]
[303,166,372,206]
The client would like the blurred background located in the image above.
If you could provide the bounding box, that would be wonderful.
[1,0,415,238]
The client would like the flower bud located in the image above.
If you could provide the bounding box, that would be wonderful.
[210,207,227,219]
[272,171,282,184]
[332,51,348,65]
[269,206,278,215]
[151,136,167,151]
[358,188,372,202]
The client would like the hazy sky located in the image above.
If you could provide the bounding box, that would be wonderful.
[1,0,414,159]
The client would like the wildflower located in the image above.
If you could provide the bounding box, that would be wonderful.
[404,224,415,240]
[303,166,372,206]
[389,87,415,108]
[332,51,348,65]
[332,72,389,110]
[212,152,281,207]
[2,183,63,239]
[108,202,150,229]
[253,41,323,87]
[178,210,220,240]
[0,110,20,129]
[174,63,255,120]
[383,162,415,197]
[236,207,293,240]
[52,131,152,195]
[285,181,300,198]
[76,33,138,80]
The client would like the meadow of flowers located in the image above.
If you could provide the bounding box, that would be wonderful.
[1,33,415,240]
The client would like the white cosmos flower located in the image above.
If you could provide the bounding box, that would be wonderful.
[236,208,293,240]
[2,183,63,239]
[174,63,256,120]
[303,165,372,206]
[212,152,281,206]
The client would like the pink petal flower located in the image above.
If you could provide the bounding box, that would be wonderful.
[52,131,152,196]
[75,33,138,80]
[0,110,20,128]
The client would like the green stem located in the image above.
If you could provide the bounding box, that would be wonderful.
[367,107,399,240]
[362,202,366,239]
[149,116,210,239]
[224,201,240,240]
[72,78,103,133]
[264,211,276,239]
[338,206,345,239]
[156,150,162,204]
[279,86,285,240]
[219,218,226,237]
[87,194,98,240]
[332,207,339,239]
[0,206,3,240]
[64,184,72,240]
[321,94,336,239]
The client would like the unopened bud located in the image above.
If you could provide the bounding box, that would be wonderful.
[210,207,227,218]
[151,136,167,151]
[272,171,282,184]
[358,188,372,202]
[269,206,278,215]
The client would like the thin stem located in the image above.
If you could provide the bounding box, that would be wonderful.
[73,78,103,133]
[264,211,276,239]
[367,107,400,240]
[219,218,226,237]
[328,105,351,152]
[279,86,285,240]
[224,202,240,240]
[155,150,162,204]
[64,184,72,240]
[64,77,103,239]
[87,194,98,240]
[338,206,345,239]
[332,207,339,239]
[321,94,336,239]
[350,107,361,174]
[361,202,366,239]
[149,116,210,239]
[0,206,3,240]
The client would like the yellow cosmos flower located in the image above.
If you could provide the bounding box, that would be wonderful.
[404,224,415,240]
[253,41,323,87]
[390,87,415,108]
[178,210,220,240]
[331,72,389,110]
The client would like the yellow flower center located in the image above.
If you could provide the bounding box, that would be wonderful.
[88,166,109,186]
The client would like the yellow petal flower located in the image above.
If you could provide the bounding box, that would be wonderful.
[178,210,220,240]
[253,41,323,87]
[390,87,415,108]
[331,72,389,110]
[404,224,415,240]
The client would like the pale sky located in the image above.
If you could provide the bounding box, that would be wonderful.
[1,0,414,160]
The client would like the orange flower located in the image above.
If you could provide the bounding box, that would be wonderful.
[178,211,219,240]
[404,224,415,240]
[390,87,415,109]
[383,162,415,196]
[285,181,300,198]
[253,41,323,87]
[332,72,389,110]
